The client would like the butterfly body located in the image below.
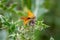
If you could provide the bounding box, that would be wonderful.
[21,10,35,25]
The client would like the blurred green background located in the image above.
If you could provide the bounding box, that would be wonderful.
[0,0,60,40]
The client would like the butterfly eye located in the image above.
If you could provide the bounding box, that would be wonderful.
[27,17,31,19]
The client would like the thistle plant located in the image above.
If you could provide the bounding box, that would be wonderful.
[0,0,49,40]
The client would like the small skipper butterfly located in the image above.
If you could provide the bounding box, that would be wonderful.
[21,10,35,25]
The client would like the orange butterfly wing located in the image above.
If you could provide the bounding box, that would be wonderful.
[28,10,35,18]
[21,17,30,25]
[21,10,35,25]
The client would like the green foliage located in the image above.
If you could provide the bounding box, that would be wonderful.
[0,0,49,40]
